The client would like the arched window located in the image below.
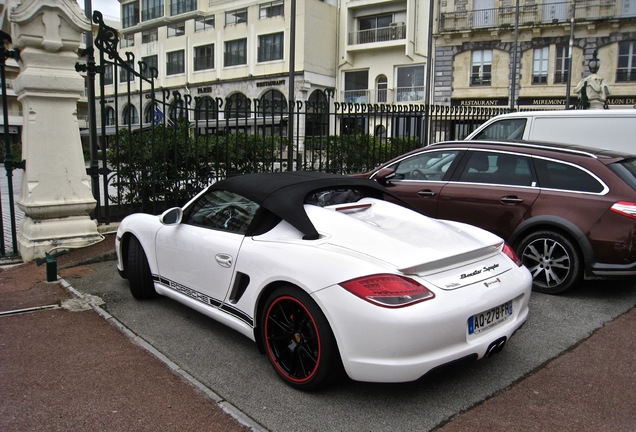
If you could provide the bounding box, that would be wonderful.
[258,89,287,117]
[122,104,138,125]
[225,92,250,119]
[306,90,329,136]
[168,101,188,124]
[195,96,218,121]
[144,103,160,124]
[375,124,386,137]
[104,106,116,126]
[376,75,388,103]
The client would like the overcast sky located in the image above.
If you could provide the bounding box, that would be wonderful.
[76,0,121,20]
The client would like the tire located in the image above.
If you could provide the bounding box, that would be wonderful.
[261,286,342,390]
[517,230,582,294]
[127,236,157,299]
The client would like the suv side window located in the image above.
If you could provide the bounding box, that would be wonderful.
[609,158,636,192]
[534,158,605,193]
[473,118,527,140]
[456,151,534,186]
[391,150,459,181]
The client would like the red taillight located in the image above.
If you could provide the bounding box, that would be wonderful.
[610,201,636,221]
[339,274,435,308]
[502,243,522,267]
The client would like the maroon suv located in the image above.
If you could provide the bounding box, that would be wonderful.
[361,140,636,294]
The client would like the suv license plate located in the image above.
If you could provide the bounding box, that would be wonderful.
[468,301,513,335]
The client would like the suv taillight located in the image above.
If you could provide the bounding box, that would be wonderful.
[610,201,636,221]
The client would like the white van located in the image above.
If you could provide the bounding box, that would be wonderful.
[465,109,636,154]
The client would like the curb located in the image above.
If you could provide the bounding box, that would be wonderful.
[59,276,268,432]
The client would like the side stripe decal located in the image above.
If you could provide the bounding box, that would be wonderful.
[152,275,254,327]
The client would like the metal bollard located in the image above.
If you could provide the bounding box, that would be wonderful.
[36,250,68,282]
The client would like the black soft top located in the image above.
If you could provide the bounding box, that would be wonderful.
[208,171,390,240]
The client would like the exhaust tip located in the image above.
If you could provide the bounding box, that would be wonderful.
[485,337,507,357]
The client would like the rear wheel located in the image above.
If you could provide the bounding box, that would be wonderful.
[517,230,582,294]
[261,286,342,390]
[127,236,157,299]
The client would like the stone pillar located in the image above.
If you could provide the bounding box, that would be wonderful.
[11,0,101,262]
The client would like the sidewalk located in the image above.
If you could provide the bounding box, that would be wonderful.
[1,234,634,431]
[0,234,249,432]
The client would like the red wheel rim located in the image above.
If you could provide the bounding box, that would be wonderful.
[264,295,321,383]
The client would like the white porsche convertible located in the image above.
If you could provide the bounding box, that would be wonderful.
[116,171,532,390]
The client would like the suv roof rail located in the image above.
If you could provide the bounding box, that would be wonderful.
[432,140,604,159]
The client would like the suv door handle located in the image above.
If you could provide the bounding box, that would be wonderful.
[417,190,436,197]
[500,196,524,204]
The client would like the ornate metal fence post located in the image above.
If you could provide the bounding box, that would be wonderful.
[0,30,23,256]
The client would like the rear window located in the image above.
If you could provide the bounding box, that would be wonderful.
[473,118,527,140]
[305,189,363,207]
[534,159,605,193]
[609,158,636,192]
[456,151,534,186]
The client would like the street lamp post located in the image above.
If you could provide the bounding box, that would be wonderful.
[287,0,296,171]
[82,0,101,206]
[510,0,520,111]
[565,0,576,109]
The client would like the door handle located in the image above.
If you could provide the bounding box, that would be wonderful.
[500,196,524,204]
[417,190,436,197]
[215,253,233,268]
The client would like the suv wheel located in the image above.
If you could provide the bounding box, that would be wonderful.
[517,230,582,294]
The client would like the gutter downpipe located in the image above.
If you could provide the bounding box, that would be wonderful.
[565,0,576,109]
[423,0,435,146]
[510,0,520,112]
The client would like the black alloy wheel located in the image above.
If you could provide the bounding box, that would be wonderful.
[261,286,341,390]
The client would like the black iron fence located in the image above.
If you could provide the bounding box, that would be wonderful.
[0,30,23,258]
[83,11,513,224]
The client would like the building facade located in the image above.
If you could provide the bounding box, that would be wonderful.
[0,0,24,151]
[433,0,636,109]
[336,0,432,138]
[102,0,338,135]
[337,0,430,105]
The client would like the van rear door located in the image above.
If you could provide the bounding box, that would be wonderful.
[471,117,528,141]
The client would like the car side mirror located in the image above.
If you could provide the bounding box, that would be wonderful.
[374,168,396,185]
[160,207,183,225]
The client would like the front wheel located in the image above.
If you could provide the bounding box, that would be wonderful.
[261,286,342,390]
[127,236,157,299]
[517,230,582,294]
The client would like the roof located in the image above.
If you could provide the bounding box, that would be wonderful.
[430,140,633,160]
[209,171,390,240]
[480,109,636,119]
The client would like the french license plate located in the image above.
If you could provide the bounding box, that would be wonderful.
[468,301,513,335]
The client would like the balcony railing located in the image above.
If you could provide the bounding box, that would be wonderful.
[348,23,406,45]
[343,90,370,104]
[396,86,425,103]
[342,87,425,104]
[440,1,635,33]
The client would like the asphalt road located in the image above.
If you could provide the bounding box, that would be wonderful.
[66,260,636,431]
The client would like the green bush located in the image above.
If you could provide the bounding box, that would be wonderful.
[107,121,279,209]
[303,134,421,174]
